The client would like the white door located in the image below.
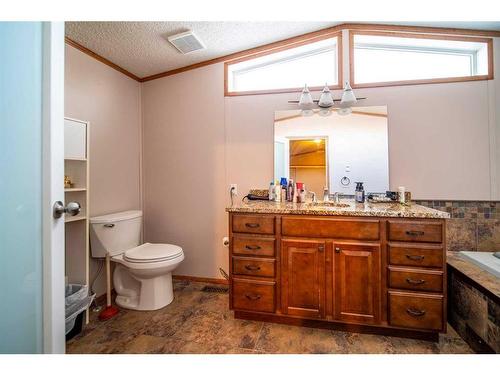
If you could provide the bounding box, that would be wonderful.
[0,22,65,353]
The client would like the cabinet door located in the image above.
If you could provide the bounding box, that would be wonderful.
[334,243,380,324]
[281,239,326,318]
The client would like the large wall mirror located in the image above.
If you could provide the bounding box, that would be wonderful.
[274,106,389,195]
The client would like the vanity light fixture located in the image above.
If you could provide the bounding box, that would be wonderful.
[289,82,365,116]
[298,84,315,116]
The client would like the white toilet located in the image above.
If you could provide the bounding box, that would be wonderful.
[89,210,184,311]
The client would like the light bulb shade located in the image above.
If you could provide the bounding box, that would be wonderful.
[318,108,332,117]
[340,82,357,106]
[337,107,352,116]
[298,84,314,109]
[318,84,334,108]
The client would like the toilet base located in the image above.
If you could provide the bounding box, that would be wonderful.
[113,265,175,311]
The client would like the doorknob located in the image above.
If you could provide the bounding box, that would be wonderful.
[53,201,81,218]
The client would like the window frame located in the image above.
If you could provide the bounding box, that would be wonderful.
[224,31,343,96]
[349,30,494,89]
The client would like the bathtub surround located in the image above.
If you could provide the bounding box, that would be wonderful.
[415,200,500,252]
[447,252,500,353]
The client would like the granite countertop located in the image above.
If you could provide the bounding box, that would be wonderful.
[447,251,500,299]
[226,199,450,219]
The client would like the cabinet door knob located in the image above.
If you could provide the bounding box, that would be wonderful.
[318,245,324,252]
[335,247,340,253]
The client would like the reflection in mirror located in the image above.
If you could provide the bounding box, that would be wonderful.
[274,106,389,196]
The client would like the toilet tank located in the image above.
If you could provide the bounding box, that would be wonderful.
[89,210,142,258]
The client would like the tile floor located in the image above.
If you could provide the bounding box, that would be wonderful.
[67,280,473,354]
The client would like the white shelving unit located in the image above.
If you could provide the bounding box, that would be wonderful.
[64,117,90,324]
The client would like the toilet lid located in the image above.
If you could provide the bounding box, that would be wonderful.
[124,243,183,263]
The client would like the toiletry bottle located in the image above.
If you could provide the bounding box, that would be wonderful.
[275,180,281,202]
[300,183,306,203]
[323,187,329,202]
[295,182,303,203]
[269,181,274,201]
[355,182,365,203]
[287,179,294,202]
[398,186,406,204]
[280,178,288,202]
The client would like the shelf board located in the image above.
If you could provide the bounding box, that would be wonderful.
[65,157,87,161]
[65,216,87,223]
[65,187,86,192]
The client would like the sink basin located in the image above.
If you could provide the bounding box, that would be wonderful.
[306,201,350,208]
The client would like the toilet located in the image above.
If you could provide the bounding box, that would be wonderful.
[89,210,184,311]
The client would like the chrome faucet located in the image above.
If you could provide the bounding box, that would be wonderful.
[333,192,343,203]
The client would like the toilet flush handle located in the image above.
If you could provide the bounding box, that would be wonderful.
[104,223,115,228]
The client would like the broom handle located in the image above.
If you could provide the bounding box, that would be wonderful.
[106,254,111,307]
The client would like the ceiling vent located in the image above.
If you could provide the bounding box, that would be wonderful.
[167,31,206,54]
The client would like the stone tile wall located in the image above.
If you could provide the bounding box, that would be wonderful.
[415,201,500,252]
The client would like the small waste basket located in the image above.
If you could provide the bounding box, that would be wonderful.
[65,284,95,340]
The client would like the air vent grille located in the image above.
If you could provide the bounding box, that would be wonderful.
[167,31,205,54]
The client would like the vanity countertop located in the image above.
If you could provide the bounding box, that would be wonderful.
[226,200,450,219]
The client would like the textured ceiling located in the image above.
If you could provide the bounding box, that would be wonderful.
[65,21,500,79]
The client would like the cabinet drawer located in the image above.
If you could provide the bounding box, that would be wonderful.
[232,278,275,313]
[232,236,275,257]
[389,291,443,331]
[232,215,275,235]
[388,221,443,243]
[388,267,443,293]
[388,243,443,268]
[232,257,275,278]
[282,217,380,240]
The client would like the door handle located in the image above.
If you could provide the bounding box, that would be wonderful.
[53,201,81,218]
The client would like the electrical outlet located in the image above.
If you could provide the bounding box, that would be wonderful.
[230,184,238,196]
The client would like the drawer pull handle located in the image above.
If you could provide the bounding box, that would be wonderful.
[406,278,425,285]
[406,230,425,236]
[406,254,424,261]
[406,307,426,317]
[245,294,261,301]
[245,245,261,250]
[318,245,325,252]
[245,223,260,228]
[244,265,261,271]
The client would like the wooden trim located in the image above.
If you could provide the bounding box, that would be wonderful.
[224,31,342,96]
[65,37,141,82]
[172,275,229,285]
[349,30,494,89]
[274,109,387,123]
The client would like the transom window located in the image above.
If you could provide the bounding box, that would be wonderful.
[226,35,340,95]
[351,32,492,87]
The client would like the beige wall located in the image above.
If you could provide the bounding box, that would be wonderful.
[65,45,142,295]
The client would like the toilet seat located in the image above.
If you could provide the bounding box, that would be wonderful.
[124,243,183,264]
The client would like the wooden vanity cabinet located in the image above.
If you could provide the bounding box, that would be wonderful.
[229,212,446,341]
